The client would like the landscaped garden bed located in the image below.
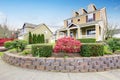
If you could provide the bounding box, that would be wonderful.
[2,37,120,72]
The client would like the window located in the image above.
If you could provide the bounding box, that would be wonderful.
[67,19,72,26]
[78,19,80,22]
[71,20,73,22]
[86,13,95,22]
[70,31,74,37]
[87,29,95,35]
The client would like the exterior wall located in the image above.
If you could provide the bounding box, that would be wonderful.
[64,20,68,28]
[3,52,120,72]
[64,10,102,28]
[26,28,34,33]
[24,25,52,42]
[95,11,101,21]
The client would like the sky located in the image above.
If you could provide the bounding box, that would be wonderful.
[0,0,120,32]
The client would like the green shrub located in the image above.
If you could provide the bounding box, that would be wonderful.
[107,38,120,53]
[4,41,13,49]
[29,32,32,44]
[21,50,31,55]
[32,44,52,57]
[80,43,104,57]
[78,38,96,43]
[104,45,112,55]
[12,40,28,52]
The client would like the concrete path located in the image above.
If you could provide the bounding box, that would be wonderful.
[0,59,120,80]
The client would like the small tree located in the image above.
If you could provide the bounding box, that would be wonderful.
[32,34,35,44]
[28,32,32,44]
[107,38,120,53]
[103,24,118,40]
[34,34,37,44]
[41,34,45,43]
[37,34,41,43]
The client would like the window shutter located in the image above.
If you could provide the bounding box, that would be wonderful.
[86,15,88,22]
[93,13,95,21]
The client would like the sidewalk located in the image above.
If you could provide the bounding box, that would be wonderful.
[0,59,120,80]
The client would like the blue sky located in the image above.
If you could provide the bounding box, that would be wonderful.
[0,0,120,31]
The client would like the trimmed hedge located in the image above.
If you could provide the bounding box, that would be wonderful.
[80,43,104,57]
[78,38,96,43]
[32,44,53,57]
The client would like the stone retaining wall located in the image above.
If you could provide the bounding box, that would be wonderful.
[2,52,120,72]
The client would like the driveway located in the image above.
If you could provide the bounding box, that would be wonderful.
[0,59,120,80]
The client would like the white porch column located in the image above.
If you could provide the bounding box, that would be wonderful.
[77,27,81,39]
[67,29,70,37]
[95,24,100,41]
[56,31,59,39]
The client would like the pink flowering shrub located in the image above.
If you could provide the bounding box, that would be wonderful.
[54,37,82,53]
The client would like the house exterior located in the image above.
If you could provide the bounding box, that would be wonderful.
[18,23,53,43]
[56,4,107,41]
[113,29,120,38]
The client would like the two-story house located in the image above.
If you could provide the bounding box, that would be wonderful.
[56,4,107,41]
[18,23,53,43]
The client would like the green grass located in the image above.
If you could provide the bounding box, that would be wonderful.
[104,45,112,55]
[116,50,120,52]
[0,52,4,57]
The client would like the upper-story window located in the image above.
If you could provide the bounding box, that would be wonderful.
[86,13,95,22]
[78,19,80,22]
[67,19,73,26]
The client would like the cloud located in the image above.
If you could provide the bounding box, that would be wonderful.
[114,5,120,10]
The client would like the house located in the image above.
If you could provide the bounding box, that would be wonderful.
[113,29,120,38]
[56,4,107,41]
[18,23,53,43]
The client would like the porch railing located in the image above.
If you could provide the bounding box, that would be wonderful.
[81,35,95,38]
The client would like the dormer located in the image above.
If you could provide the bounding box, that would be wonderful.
[79,8,87,15]
[87,4,97,12]
[73,11,79,17]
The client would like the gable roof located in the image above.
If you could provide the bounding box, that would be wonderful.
[23,23,37,29]
[22,23,53,34]
[33,23,53,34]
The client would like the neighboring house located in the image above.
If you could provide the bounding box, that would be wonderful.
[113,29,120,38]
[56,4,107,41]
[18,23,53,43]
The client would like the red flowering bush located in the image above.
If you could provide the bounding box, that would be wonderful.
[54,37,82,53]
[0,38,13,46]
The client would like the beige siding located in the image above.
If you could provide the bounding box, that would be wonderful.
[95,11,101,20]
[24,24,52,42]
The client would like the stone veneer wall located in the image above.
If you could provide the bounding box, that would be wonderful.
[2,52,120,72]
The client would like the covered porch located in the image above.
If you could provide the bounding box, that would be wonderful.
[56,24,102,41]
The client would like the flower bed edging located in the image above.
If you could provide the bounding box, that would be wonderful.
[2,52,120,72]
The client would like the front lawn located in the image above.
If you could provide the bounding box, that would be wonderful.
[0,52,4,57]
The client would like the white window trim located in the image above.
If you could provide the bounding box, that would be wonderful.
[86,28,96,35]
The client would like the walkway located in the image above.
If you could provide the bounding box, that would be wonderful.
[0,59,120,80]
